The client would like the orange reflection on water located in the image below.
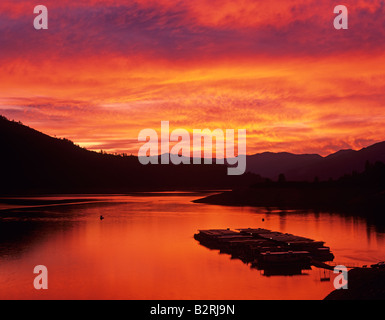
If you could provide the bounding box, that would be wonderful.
[0,193,384,300]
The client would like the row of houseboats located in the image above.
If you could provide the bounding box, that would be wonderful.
[194,228,334,275]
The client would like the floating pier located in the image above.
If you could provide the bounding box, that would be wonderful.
[194,228,334,276]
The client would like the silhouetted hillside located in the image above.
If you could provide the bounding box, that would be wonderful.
[246,143,385,181]
[0,116,259,194]
[195,161,385,217]
[3,114,385,196]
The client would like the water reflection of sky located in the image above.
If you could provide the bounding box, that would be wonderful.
[0,193,384,300]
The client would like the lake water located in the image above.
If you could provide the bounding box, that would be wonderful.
[0,192,384,300]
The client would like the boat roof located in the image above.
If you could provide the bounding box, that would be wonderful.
[260,251,310,255]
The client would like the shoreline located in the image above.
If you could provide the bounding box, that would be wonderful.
[0,191,220,212]
[324,267,385,300]
[193,186,385,218]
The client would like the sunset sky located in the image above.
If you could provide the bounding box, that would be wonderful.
[1,0,385,156]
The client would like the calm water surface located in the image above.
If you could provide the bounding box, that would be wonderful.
[0,192,384,300]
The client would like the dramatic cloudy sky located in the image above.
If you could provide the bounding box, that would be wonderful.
[0,0,384,155]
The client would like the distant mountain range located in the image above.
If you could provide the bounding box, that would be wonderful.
[1,115,385,194]
[246,143,385,181]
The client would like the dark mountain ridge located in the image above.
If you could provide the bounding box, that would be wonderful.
[0,116,258,194]
[2,114,385,194]
[246,142,385,181]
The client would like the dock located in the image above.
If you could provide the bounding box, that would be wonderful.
[194,228,335,276]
